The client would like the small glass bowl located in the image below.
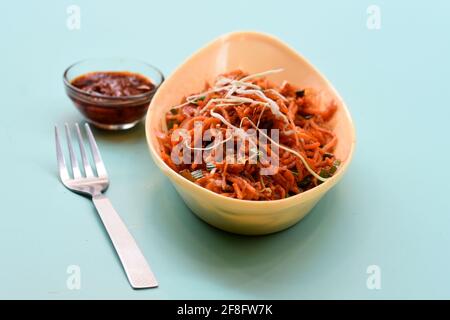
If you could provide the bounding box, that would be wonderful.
[63,58,164,130]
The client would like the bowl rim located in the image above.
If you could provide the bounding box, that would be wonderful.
[145,30,356,207]
[63,57,165,101]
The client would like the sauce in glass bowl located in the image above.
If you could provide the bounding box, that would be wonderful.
[63,58,164,130]
[71,71,155,97]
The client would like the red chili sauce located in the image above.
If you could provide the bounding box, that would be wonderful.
[71,71,154,97]
[69,71,155,127]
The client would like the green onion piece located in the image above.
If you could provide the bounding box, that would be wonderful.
[191,169,204,180]
[319,160,341,179]
[206,162,216,171]
[319,169,331,179]
[329,166,337,175]
[167,119,176,130]
[191,96,206,105]
[329,160,341,176]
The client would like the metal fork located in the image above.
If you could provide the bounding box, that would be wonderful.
[55,123,158,289]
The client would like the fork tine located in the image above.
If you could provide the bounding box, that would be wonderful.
[75,123,94,177]
[65,123,82,178]
[55,126,70,181]
[85,123,108,177]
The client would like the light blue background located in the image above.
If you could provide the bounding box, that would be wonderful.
[1,0,449,299]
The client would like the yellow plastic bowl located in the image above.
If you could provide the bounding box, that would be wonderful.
[145,31,356,235]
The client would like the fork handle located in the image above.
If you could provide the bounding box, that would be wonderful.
[92,194,158,289]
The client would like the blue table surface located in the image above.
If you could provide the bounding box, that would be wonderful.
[1,0,449,299]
